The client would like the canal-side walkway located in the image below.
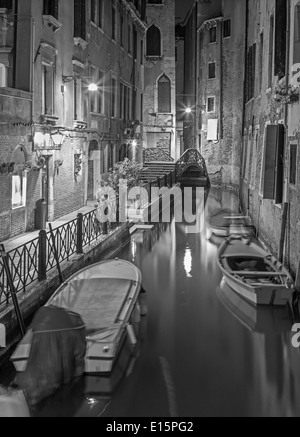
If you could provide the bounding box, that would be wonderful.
[1,203,96,253]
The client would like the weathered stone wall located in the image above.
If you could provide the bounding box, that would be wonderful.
[143,0,177,160]
[197,0,246,189]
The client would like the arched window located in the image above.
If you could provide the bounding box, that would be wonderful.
[0,64,6,88]
[294,3,300,64]
[146,25,161,57]
[158,74,171,113]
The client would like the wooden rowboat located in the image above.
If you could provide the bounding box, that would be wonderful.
[217,278,293,333]
[217,236,295,307]
[209,209,255,238]
[11,259,143,375]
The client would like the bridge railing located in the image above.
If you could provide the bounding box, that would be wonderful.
[176,149,209,179]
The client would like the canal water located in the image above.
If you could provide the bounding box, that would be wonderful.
[5,188,300,417]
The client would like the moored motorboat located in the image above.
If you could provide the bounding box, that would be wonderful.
[217,278,293,333]
[11,259,143,375]
[217,235,295,307]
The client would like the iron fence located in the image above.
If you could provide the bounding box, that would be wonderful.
[0,175,176,310]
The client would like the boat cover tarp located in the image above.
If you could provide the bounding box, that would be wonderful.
[15,306,86,406]
[50,278,133,332]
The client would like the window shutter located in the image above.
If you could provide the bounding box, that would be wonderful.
[274,124,285,204]
[275,0,287,79]
[263,125,278,199]
[263,124,285,201]
[158,76,171,113]
[74,0,86,40]
[0,0,12,8]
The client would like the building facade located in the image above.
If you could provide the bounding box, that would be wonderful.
[183,0,246,188]
[0,0,146,241]
[240,0,300,276]
[143,0,177,161]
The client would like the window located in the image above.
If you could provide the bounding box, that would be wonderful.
[146,24,161,57]
[275,0,287,79]
[0,64,6,87]
[290,144,297,186]
[111,78,117,118]
[158,74,171,113]
[11,147,27,209]
[124,85,130,121]
[207,97,215,113]
[73,78,83,120]
[209,26,217,43]
[98,70,104,114]
[90,0,96,23]
[223,19,231,38]
[128,25,132,54]
[133,28,138,60]
[42,63,54,115]
[262,124,285,203]
[208,62,216,79]
[245,44,256,101]
[74,0,86,40]
[120,14,124,46]
[0,1,12,9]
[294,3,300,64]
[43,0,58,19]
[259,32,264,93]
[268,15,274,87]
[112,4,116,40]
[141,40,144,65]
[90,66,97,112]
[120,82,124,119]
[98,0,103,28]
[132,87,137,119]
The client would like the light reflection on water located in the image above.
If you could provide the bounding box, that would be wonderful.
[30,189,300,416]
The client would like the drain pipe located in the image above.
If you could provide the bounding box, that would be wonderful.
[240,0,249,211]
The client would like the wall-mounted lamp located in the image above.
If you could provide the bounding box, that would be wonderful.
[51,131,66,147]
[62,75,98,91]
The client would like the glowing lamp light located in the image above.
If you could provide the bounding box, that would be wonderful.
[185,107,192,114]
[88,83,98,92]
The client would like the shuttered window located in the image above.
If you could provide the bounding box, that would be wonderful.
[275,0,287,79]
[158,75,171,113]
[294,4,300,64]
[263,124,285,203]
[74,0,86,40]
[43,0,58,19]
[290,144,297,186]
[0,0,12,8]
[146,25,161,57]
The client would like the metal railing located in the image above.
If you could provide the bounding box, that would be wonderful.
[0,171,176,310]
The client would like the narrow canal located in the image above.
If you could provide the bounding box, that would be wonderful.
[7,188,300,417]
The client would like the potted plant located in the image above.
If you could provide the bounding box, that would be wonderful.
[0,163,8,174]
[8,163,15,174]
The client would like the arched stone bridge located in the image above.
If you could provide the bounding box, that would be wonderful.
[176,149,210,187]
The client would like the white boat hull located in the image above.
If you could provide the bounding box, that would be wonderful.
[223,273,292,307]
[11,259,143,375]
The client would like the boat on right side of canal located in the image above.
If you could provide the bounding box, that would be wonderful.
[217,235,295,307]
[217,278,293,333]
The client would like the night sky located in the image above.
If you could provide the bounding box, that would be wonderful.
[176,0,194,22]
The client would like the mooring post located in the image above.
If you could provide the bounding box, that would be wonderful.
[278,202,289,264]
[77,213,84,255]
[49,224,64,284]
[0,244,26,337]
